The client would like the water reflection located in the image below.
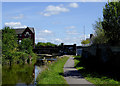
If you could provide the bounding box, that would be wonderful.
[34,65,42,84]
[2,64,34,85]
[2,57,57,85]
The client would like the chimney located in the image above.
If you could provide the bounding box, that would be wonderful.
[90,34,94,39]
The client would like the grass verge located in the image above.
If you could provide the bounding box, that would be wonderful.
[36,56,69,85]
[74,56,120,85]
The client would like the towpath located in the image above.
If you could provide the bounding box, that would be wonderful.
[63,56,94,86]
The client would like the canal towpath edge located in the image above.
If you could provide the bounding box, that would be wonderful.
[63,56,94,85]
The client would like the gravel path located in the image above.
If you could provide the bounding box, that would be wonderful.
[63,57,95,86]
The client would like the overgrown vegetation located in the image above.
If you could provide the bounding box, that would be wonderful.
[2,27,37,66]
[36,56,69,85]
[92,1,120,45]
[81,39,90,46]
[0,30,1,85]
[102,1,120,45]
[74,56,120,85]
[92,18,108,44]
[35,42,57,48]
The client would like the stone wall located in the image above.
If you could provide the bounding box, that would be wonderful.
[81,44,120,68]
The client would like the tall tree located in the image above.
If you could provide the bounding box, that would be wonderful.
[102,1,120,45]
[2,27,18,66]
[92,18,108,44]
[19,38,33,54]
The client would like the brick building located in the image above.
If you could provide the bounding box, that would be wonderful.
[14,27,35,48]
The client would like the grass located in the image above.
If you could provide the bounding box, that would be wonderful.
[74,56,120,85]
[36,56,69,85]
[0,64,1,86]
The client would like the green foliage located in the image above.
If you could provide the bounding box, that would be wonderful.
[0,38,1,80]
[102,1,120,44]
[37,56,69,84]
[19,38,37,64]
[36,42,57,48]
[92,18,108,44]
[19,38,33,53]
[81,39,90,45]
[74,56,120,85]
[2,27,37,65]
[73,56,81,59]
[2,27,18,65]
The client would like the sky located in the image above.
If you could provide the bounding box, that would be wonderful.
[2,2,107,45]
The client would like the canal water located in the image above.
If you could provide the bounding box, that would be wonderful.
[2,63,44,86]
[2,57,57,86]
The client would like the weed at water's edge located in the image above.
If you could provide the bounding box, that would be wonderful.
[36,56,69,85]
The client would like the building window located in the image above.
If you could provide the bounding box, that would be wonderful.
[25,31,31,38]
[26,32,29,35]
[19,40,21,44]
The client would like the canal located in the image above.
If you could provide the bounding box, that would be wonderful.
[2,56,57,86]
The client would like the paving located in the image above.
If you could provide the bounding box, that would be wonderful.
[63,56,95,86]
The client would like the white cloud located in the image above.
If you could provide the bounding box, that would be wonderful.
[11,14,24,19]
[37,29,53,38]
[42,29,52,34]
[55,38,62,43]
[65,26,76,29]
[40,5,69,16]
[50,38,63,45]
[62,37,82,45]
[69,3,79,8]
[4,22,27,28]
[35,30,53,43]
[35,37,47,42]
[42,30,52,33]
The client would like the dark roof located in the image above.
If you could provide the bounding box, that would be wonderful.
[28,27,35,33]
[15,28,25,34]
[14,27,35,34]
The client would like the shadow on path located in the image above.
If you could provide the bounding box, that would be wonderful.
[61,70,84,79]
[63,57,93,84]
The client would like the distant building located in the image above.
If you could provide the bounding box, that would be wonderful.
[14,27,35,48]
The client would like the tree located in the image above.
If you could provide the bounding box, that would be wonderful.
[102,1,120,45]
[81,39,90,46]
[2,27,37,65]
[2,27,18,66]
[19,38,37,64]
[92,18,108,44]
[35,42,57,48]
[0,39,1,57]
[19,38,33,54]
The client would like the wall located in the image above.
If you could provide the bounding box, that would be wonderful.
[81,44,120,68]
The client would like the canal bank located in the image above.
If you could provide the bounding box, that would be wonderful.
[2,56,69,85]
[36,56,69,84]
[2,55,57,86]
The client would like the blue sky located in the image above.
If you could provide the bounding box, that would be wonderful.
[2,2,107,45]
